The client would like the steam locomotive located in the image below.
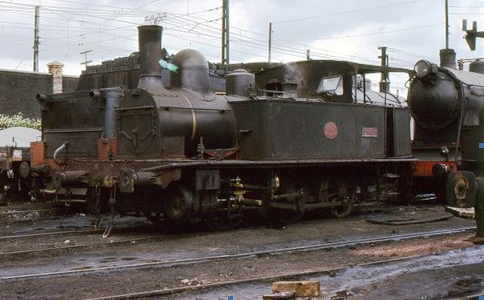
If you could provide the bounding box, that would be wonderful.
[27,25,416,228]
[408,59,484,241]
[409,59,484,201]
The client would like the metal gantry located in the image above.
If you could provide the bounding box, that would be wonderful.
[221,0,229,70]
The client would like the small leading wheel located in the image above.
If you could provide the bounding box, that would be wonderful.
[162,186,193,224]
[328,181,355,218]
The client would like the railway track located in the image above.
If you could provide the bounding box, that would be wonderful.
[83,246,484,300]
[0,228,99,241]
[0,215,165,261]
[0,236,156,260]
[80,257,439,300]
[0,208,57,216]
[0,211,155,240]
[0,226,475,282]
[0,226,162,261]
[0,207,69,223]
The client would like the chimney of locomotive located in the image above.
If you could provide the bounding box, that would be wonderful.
[137,25,166,94]
[439,48,457,69]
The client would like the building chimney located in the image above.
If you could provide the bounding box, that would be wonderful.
[47,61,64,94]
[439,48,457,69]
[137,25,165,94]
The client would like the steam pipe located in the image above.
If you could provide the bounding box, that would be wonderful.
[35,93,47,101]
[53,141,69,163]
[89,90,101,100]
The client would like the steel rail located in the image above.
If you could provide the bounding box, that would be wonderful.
[0,208,57,216]
[0,226,475,282]
[83,253,440,300]
[0,228,100,241]
[0,210,71,224]
[0,236,156,260]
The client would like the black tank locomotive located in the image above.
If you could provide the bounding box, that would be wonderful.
[408,59,484,241]
[408,60,484,205]
[30,25,414,227]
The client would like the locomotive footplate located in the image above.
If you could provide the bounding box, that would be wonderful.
[50,157,416,191]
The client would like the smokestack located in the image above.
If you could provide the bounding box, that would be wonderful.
[47,61,64,94]
[137,25,165,93]
[439,48,457,69]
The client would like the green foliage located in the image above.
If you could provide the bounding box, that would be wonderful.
[0,113,41,130]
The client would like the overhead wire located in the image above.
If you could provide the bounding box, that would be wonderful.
[163,12,379,63]
[386,47,434,59]
[0,0,438,71]
[15,48,32,69]
[163,17,348,62]
[0,1,367,64]
[273,0,440,25]
[290,23,444,42]
[450,5,484,8]
[160,6,369,62]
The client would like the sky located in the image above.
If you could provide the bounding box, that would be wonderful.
[1,0,484,94]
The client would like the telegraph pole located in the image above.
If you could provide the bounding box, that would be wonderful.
[463,20,484,51]
[221,0,229,71]
[445,0,449,49]
[33,5,40,72]
[268,22,272,63]
[80,50,92,70]
[378,46,389,93]
[440,0,456,68]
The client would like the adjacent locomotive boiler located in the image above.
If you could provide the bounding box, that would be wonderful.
[30,25,415,228]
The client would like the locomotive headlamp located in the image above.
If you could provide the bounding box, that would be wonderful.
[439,146,450,158]
[414,60,436,78]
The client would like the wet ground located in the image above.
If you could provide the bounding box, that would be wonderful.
[0,201,482,300]
[173,247,483,300]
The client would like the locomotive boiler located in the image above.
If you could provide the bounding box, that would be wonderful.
[30,25,415,228]
[116,26,236,159]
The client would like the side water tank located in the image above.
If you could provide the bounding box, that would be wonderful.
[470,60,484,74]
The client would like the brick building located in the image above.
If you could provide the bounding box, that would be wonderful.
[0,63,78,119]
